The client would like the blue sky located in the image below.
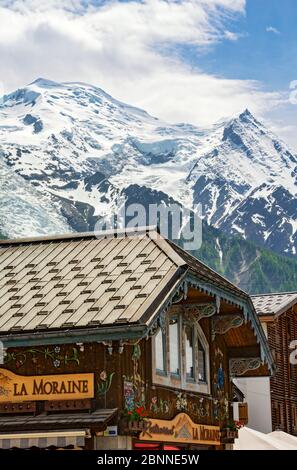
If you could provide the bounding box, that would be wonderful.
[195,0,297,90]
[0,0,296,149]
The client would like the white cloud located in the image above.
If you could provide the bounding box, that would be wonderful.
[223,30,241,41]
[0,0,284,127]
[264,101,297,152]
[266,26,281,35]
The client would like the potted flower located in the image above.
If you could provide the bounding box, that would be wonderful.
[128,405,148,431]
[122,405,148,433]
[224,420,243,440]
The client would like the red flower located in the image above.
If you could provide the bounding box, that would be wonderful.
[233,420,243,430]
[136,406,148,417]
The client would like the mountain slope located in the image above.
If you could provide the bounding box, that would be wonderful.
[195,222,297,294]
[1,79,296,256]
[0,78,297,293]
[190,109,297,256]
[119,183,297,294]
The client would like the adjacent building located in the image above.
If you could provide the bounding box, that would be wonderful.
[0,228,274,449]
[236,292,297,435]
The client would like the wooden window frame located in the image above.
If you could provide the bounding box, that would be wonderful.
[169,315,181,378]
[155,328,167,376]
[152,310,210,394]
[185,323,196,383]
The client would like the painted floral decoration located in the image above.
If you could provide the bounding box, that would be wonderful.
[176,392,188,411]
[5,346,79,368]
[97,371,115,396]
[100,370,107,381]
[150,396,170,415]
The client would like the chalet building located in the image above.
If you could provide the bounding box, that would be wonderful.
[236,292,297,436]
[0,228,274,450]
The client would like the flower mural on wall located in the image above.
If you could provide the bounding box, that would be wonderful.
[201,401,210,418]
[217,362,224,390]
[124,380,135,411]
[213,347,230,422]
[176,392,188,412]
[97,371,115,396]
[190,397,211,418]
[5,346,80,369]
[100,371,107,381]
[150,396,170,415]
[123,342,147,414]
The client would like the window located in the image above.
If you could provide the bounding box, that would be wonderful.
[198,339,206,382]
[185,325,195,380]
[153,310,210,393]
[169,317,180,375]
[155,329,166,373]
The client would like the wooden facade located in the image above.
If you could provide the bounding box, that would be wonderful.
[0,229,274,449]
[267,307,297,434]
[252,293,297,435]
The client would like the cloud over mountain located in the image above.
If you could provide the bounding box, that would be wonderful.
[0,0,282,128]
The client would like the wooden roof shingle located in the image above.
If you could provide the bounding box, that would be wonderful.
[252,291,297,318]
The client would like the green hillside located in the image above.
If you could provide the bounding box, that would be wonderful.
[192,222,297,294]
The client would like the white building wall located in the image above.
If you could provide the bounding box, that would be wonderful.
[234,376,272,434]
[234,320,273,434]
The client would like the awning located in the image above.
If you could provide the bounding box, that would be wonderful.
[0,409,118,433]
[268,431,297,447]
[234,427,297,450]
[0,430,88,449]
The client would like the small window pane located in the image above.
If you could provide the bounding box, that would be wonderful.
[198,340,206,382]
[169,317,180,375]
[185,325,194,380]
[155,329,166,372]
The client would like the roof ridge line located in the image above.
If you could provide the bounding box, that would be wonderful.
[147,232,188,268]
[0,226,159,245]
[251,291,297,297]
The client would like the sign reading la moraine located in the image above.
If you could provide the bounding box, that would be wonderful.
[0,368,94,402]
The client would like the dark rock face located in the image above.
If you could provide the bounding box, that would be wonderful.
[84,172,107,192]
[23,114,43,133]
[55,196,100,233]
[219,184,297,256]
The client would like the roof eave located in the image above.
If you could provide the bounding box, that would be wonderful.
[186,272,275,375]
[0,323,148,348]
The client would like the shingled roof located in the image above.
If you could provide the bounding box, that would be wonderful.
[252,291,297,318]
[0,227,249,334]
[0,228,185,333]
[0,227,274,373]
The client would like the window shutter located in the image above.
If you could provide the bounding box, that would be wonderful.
[238,402,248,424]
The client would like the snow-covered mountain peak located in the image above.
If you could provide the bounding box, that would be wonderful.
[0,79,296,257]
[238,108,260,123]
[29,78,62,88]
